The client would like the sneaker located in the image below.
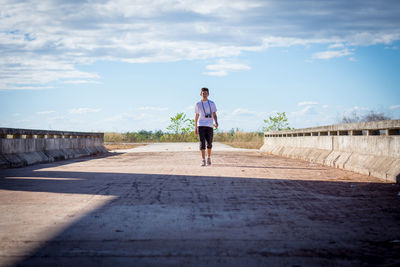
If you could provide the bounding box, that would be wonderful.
[201,159,206,166]
[207,157,211,165]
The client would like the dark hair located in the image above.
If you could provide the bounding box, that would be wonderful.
[201,87,209,93]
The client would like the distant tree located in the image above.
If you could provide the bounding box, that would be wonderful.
[153,130,164,141]
[342,111,361,123]
[341,110,391,123]
[362,111,391,122]
[138,130,152,140]
[263,112,292,132]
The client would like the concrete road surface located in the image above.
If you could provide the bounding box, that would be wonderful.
[110,142,257,153]
[1,143,400,266]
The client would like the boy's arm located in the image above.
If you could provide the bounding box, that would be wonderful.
[213,112,218,129]
[195,113,199,134]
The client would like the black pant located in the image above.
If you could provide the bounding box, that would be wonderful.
[198,126,213,150]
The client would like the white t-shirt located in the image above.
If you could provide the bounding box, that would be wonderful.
[195,100,217,128]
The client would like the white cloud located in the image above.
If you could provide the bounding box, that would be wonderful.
[48,116,67,123]
[350,106,369,111]
[173,0,265,15]
[288,105,338,129]
[390,105,400,110]
[36,110,56,115]
[312,49,353,60]
[298,101,318,106]
[69,108,101,114]
[349,32,400,46]
[63,80,101,84]
[204,60,251,76]
[328,43,345,49]
[291,106,319,117]
[1,0,400,89]
[97,112,170,132]
[215,108,272,131]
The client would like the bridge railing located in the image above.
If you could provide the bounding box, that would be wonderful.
[261,120,400,183]
[264,119,400,137]
[0,127,107,168]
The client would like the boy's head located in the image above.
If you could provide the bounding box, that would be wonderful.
[200,87,209,97]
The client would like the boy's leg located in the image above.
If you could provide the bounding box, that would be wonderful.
[198,127,207,165]
[205,127,213,164]
[198,127,206,155]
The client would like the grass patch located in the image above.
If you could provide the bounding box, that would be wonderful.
[220,140,263,149]
[214,131,264,149]
[104,130,264,150]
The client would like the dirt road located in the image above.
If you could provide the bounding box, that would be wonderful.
[1,144,400,266]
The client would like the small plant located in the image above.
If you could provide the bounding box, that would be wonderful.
[262,112,292,132]
[166,112,197,142]
[167,112,191,134]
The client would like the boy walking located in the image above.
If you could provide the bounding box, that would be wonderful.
[195,87,218,166]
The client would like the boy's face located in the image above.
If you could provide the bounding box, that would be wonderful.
[200,90,209,98]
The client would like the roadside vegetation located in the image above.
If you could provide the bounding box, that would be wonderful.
[104,112,291,150]
[214,130,264,149]
[105,110,394,150]
[340,110,391,123]
[104,130,264,150]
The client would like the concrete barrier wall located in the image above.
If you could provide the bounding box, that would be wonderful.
[0,128,108,168]
[261,120,400,183]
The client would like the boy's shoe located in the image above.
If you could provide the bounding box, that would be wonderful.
[207,157,211,165]
[201,159,206,167]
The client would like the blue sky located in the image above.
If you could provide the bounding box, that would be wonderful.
[1,0,399,132]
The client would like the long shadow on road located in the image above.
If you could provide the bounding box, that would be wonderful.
[1,162,400,266]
